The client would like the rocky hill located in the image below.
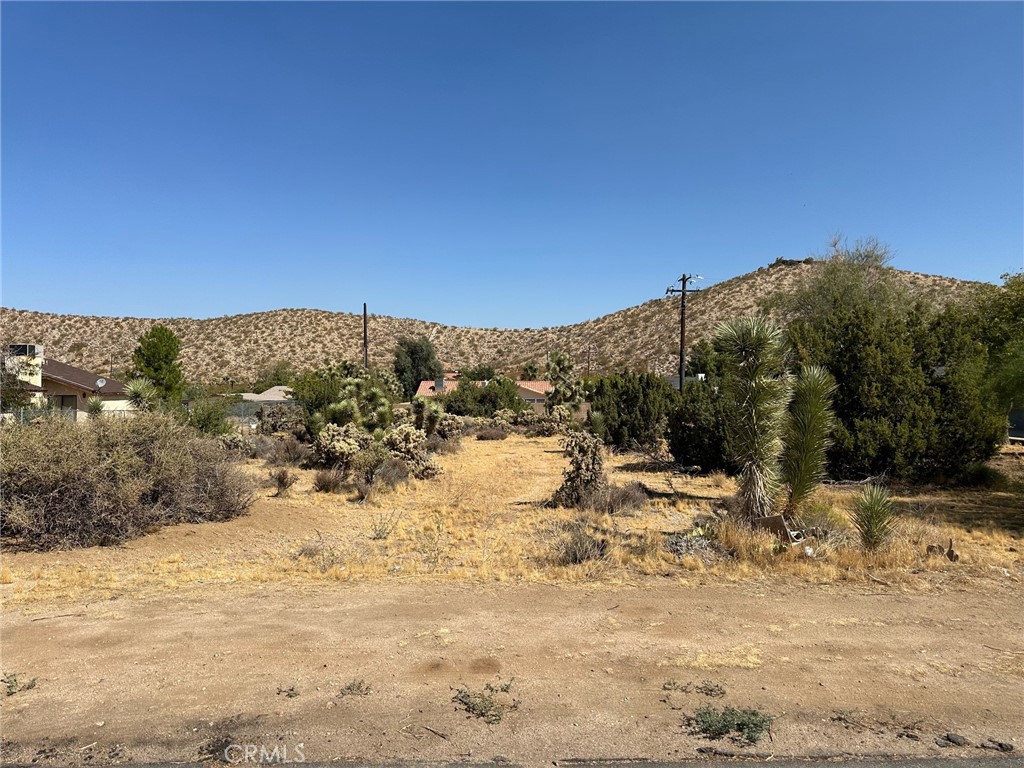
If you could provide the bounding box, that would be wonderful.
[1,259,978,384]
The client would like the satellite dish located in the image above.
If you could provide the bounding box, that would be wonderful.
[96,378,107,390]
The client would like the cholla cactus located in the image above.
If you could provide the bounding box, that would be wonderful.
[493,408,516,428]
[436,413,463,441]
[383,423,427,458]
[257,404,303,435]
[383,423,440,479]
[218,432,255,456]
[514,409,541,427]
[315,423,374,470]
[552,430,607,508]
[550,404,573,425]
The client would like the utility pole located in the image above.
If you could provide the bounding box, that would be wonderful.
[665,274,702,389]
[362,303,369,370]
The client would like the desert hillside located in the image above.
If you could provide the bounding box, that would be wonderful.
[1,259,978,384]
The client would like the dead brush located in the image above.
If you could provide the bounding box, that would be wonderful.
[293,534,345,573]
[313,468,347,494]
[369,510,403,541]
[270,468,299,497]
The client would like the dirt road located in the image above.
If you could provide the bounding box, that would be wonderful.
[2,580,1021,766]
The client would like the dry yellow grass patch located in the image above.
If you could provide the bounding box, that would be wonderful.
[2,437,1021,608]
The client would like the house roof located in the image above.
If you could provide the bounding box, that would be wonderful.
[41,359,126,395]
[415,379,553,398]
[240,385,294,402]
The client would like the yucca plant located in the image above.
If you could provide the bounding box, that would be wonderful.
[781,365,836,512]
[86,396,106,418]
[124,377,159,412]
[851,484,898,550]
[715,317,793,522]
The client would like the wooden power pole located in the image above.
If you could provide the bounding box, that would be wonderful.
[665,274,702,388]
[362,303,369,369]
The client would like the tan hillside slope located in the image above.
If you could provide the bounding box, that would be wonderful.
[1,260,978,384]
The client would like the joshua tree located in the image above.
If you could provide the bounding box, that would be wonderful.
[781,365,836,512]
[715,317,793,522]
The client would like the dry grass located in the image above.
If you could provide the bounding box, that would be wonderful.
[2,437,1020,608]
[0,261,979,382]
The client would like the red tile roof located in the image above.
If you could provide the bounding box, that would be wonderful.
[415,379,553,398]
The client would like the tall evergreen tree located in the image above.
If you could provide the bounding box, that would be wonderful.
[393,337,443,400]
[130,324,184,402]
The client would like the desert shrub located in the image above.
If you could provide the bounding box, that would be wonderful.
[690,705,774,744]
[314,423,373,469]
[476,425,509,441]
[783,239,1005,481]
[851,484,898,551]
[493,408,517,428]
[440,377,525,417]
[667,379,731,472]
[124,377,159,412]
[1,413,254,550]
[435,413,463,441]
[959,462,1009,490]
[586,371,677,451]
[552,431,607,508]
[591,481,648,515]
[313,468,347,494]
[257,404,304,435]
[270,468,299,496]
[184,396,232,436]
[354,446,410,501]
[795,501,851,550]
[424,434,461,454]
[555,516,608,564]
[273,435,312,466]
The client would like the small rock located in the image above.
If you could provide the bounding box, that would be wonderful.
[979,740,1014,752]
[897,731,921,741]
[935,737,953,748]
[945,733,969,746]
[492,756,511,764]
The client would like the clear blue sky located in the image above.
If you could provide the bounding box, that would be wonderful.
[2,2,1022,327]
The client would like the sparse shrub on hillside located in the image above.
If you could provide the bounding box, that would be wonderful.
[1,413,254,550]
[552,431,607,508]
[270,468,298,496]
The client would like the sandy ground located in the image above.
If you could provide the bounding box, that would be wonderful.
[2,580,1022,766]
